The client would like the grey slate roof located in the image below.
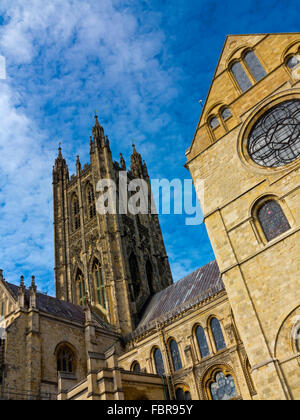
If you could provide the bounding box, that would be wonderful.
[131,260,224,339]
[5,282,111,330]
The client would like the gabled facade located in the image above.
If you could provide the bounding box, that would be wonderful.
[186,33,300,400]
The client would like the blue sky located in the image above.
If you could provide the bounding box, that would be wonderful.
[0,0,299,294]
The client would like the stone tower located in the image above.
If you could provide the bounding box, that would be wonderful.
[53,116,173,335]
[186,34,300,400]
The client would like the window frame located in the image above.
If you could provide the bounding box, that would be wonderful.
[168,339,183,372]
[251,196,293,245]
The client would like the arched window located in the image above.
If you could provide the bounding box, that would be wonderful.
[175,387,192,401]
[153,348,165,376]
[131,361,141,373]
[169,340,182,371]
[86,183,96,220]
[57,346,75,373]
[230,61,252,92]
[72,194,80,231]
[209,371,238,400]
[92,259,106,309]
[129,253,141,299]
[195,326,210,358]
[243,50,266,82]
[211,318,226,351]
[286,55,300,69]
[146,260,155,295]
[221,107,232,121]
[257,200,291,242]
[76,269,86,306]
[209,116,220,129]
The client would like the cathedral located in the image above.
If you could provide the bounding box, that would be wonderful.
[0,33,299,400]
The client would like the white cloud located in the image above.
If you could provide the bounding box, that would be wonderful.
[0,0,182,293]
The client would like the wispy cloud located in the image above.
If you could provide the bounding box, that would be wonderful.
[3,0,297,293]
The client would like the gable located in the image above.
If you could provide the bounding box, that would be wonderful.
[187,32,300,161]
[0,279,17,318]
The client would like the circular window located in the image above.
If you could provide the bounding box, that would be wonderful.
[247,99,300,168]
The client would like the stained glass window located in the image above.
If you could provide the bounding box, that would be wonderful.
[210,372,238,400]
[247,100,300,167]
[221,107,232,120]
[244,51,266,82]
[57,347,74,373]
[169,340,182,371]
[195,326,210,358]
[230,62,252,92]
[287,56,300,69]
[132,362,141,373]
[209,116,220,129]
[211,318,226,351]
[153,348,165,376]
[257,200,290,242]
[176,388,192,401]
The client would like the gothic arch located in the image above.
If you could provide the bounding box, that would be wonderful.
[274,304,300,360]
[54,341,77,374]
[200,363,239,400]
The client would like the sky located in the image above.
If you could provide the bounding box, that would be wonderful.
[0,0,300,294]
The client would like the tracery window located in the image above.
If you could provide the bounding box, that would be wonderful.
[257,200,291,242]
[247,100,300,168]
[175,387,192,401]
[87,183,96,220]
[169,340,182,372]
[57,346,74,373]
[76,269,86,306]
[153,348,165,376]
[230,61,252,92]
[195,326,210,358]
[93,259,106,309]
[210,372,238,401]
[286,55,300,69]
[211,318,226,352]
[72,194,80,231]
[243,50,266,82]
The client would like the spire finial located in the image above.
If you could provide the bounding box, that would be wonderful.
[20,275,24,287]
[31,275,35,287]
[94,110,100,127]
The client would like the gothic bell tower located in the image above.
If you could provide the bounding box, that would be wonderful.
[52,116,173,335]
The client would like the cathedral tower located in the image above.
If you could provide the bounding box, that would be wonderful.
[53,116,173,335]
[186,34,300,400]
